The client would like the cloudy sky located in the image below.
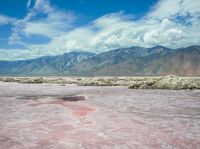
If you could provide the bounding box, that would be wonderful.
[0,0,200,60]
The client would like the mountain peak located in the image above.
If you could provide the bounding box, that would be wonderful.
[0,45,199,76]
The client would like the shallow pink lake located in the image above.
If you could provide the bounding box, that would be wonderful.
[0,82,200,149]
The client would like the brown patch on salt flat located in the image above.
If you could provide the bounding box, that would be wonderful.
[27,96,94,117]
[28,96,86,107]
[60,96,85,102]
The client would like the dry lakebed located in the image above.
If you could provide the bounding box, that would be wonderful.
[0,76,200,148]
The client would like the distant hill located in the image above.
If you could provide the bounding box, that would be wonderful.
[0,45,200,76]
[69,45,200,76]
[0,52,95,76]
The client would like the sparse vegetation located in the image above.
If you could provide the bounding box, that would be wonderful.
[129,76,200,89]
[18,78,45,84]
[0,76,200,89]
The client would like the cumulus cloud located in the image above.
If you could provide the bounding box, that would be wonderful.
[37,12,188,54]
[148,0,200,19]
[0,0,200,60]
[143,18,186,47]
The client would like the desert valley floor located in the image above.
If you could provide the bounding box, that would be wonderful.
[0,81,200,149]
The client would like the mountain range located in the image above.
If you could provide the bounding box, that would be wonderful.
[0,45,200,76]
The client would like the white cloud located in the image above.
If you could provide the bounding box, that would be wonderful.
[46,13,187,53]
[0,15,15,25]
[9,0,75,44]
[33,0,54,13]
[23,11,75,37]
[148,0,200,19]
[0,0,200,60]
[143,18,185,47]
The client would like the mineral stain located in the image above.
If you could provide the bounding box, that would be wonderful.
[61,96,85,102]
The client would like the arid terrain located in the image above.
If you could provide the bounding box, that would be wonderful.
[0,79,200,149]
[1,76,200,89]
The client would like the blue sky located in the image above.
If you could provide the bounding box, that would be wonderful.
[0,0,200,60]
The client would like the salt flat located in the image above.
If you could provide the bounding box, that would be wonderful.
[0,82,200,149]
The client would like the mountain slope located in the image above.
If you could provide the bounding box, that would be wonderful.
[0,45,200,76]
[142,45,200,76]
[69,45,200,76]
[0,52,95,76]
